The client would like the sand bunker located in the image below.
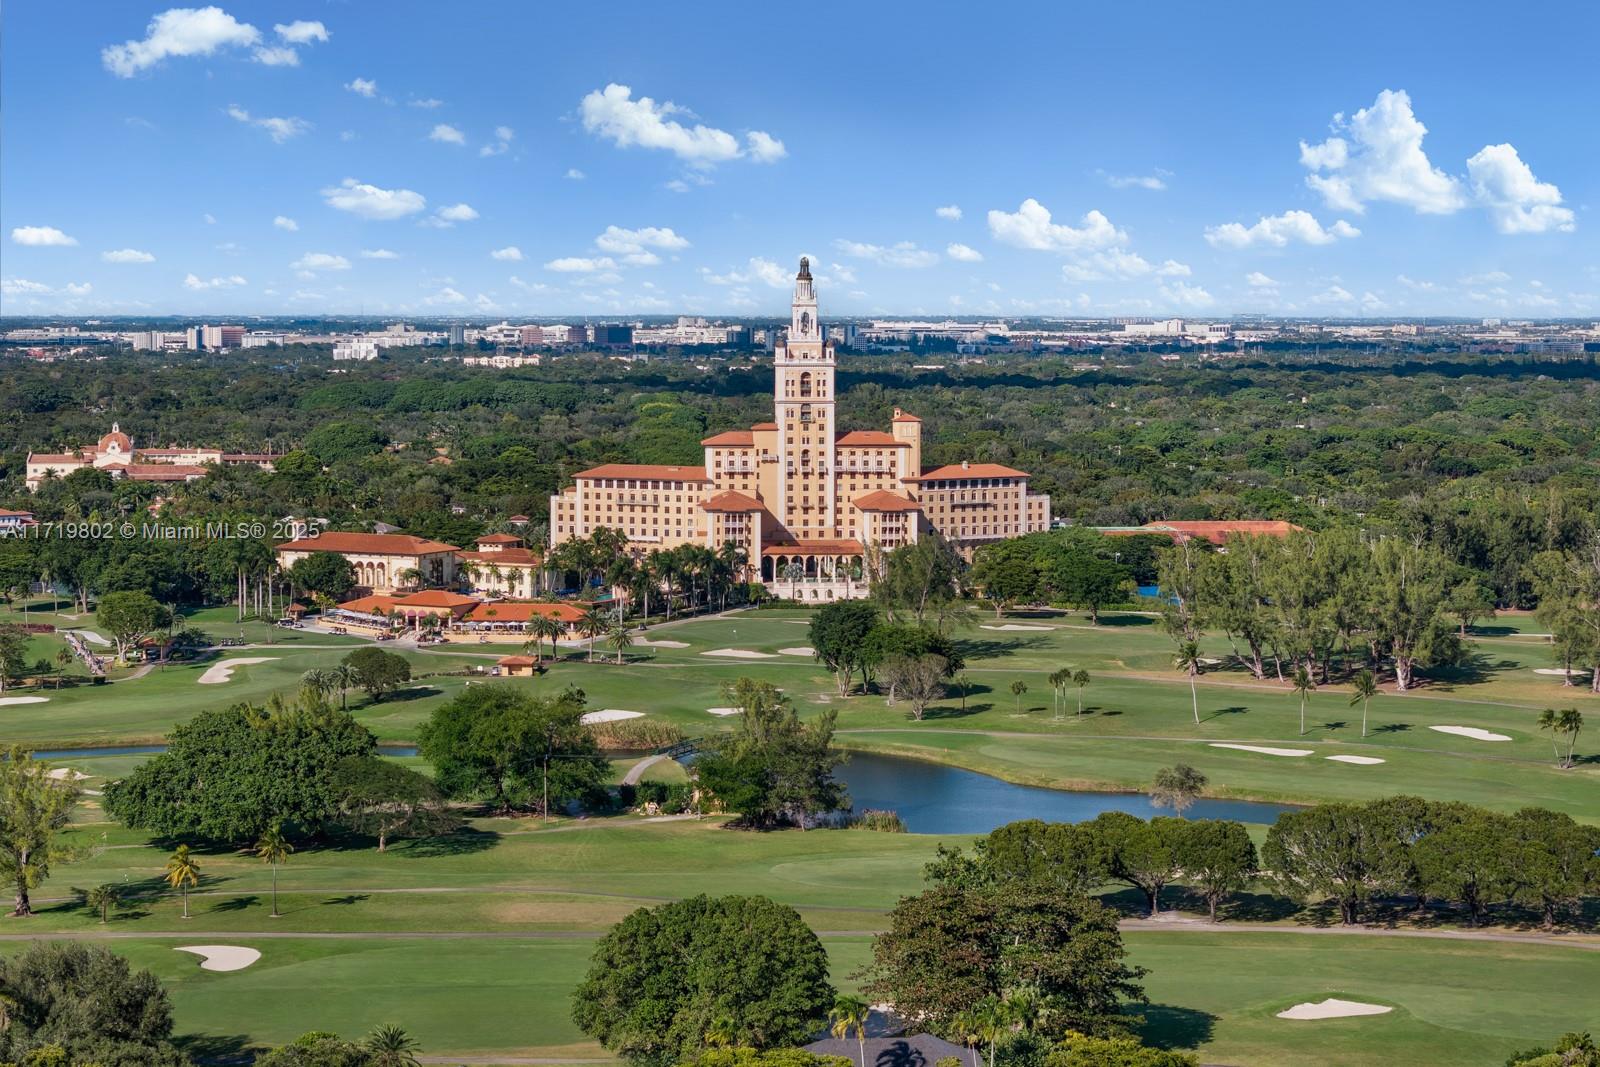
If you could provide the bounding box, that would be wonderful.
[980,624,1054,632]
[1210,743,1315,757]
[580,710,644,725]
[637,639,689,648]
[706,707,741,716]
[1326,755,1386,765]
[176,945,261,972]
[1276,998,1392,1020]
[1430,725,1512,742]
[701,649,776,659]
[1199,657,1223,666]
[198,657,277,684]
[1534,667,1591,677]
[779,646,815,656]
[47,767,90,781]
[0,696,49,707]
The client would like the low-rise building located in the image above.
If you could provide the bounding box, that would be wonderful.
[25,423,276,491]
[275,531,460,593]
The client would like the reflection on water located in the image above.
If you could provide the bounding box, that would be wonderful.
[837,752,1292,834]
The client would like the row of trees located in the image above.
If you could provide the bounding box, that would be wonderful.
[807,600,965,702]
[925,814,1256,921]
[1265,798,1600,927]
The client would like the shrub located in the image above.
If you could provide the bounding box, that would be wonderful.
[853,809,907,833]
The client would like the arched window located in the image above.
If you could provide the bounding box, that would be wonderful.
[799,371,813,397]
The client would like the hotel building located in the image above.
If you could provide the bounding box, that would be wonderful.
[550,259,1050,600]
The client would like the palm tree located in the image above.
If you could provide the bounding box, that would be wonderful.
[829,994,871,1067]
[1073,669,1091,715]
[53,646,72,689]
[1292,666,1316,735]
[1349,669,1379,738]
[975,997,1009,1067]
[364,1024,422,1067]
[299,668,336,707]
[1047,667,1070,720]
[579,604,609,662]
[703,1015,738,1050]
[1538,707,1584,769]
[86,883,122,924]
[1009,679,1028,713]
[607,623,634,665]
[164,844,200,919]
[949,1009,983,1067]
[331,662,356,710]
[254,823,293,918]
[1002,985,1045,1035]
[398,567,424,591]
[527,612,565,662]
[1175,641,1203,725]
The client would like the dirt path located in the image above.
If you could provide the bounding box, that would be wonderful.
[620,754,669,785]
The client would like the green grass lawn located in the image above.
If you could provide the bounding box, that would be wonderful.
[14,930,1592,1065]
[9,604,1596,817]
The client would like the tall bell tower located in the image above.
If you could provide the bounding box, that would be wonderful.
[774,257,838,537]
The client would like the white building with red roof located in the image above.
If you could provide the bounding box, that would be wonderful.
[25,422,277,491]
[549,259,1050,600]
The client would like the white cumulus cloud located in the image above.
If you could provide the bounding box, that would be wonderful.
[834,239,940,268]
[1205,210,1360,248]
[345,77,378,97]
[360,248,399,259]
[11,226,78,247]
[935,205,963,221]
[1059,249,1189,282]
[595,226,690,255]
[1466,143,1575,234]
[1245,271,1278,288]
[565,168,585,180]
[1160,282,1214,308]
[490,246,524,261]
[226,105,309,143]
[946,243,983,262]
[1104,173,1167,191]
[273,19,326,43]
[1299,89,1467,215]
[545,256,617,273]
[290,252,350,272]
[183,272,247,289]
[102,6,260,77]
[435,203,478,223]
[429,124,466,145]
[579,83,783,168]
[987,199,1126,252]
[102,248,156,263]
[273,215,298,231]
[480,126,515,157]
[322,178,426,219]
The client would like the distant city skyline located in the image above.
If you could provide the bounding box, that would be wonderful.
[2,1,1596,318]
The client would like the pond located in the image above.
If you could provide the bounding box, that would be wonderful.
[836,752,1293,833]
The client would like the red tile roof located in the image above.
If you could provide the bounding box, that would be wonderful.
[460,548,543,566]
[497,655,539,666]
[124,464,208,481]
[836,431,906,447]
[701,490,765,512]
[701,430,755,446]
[336,594,401,616]
[912,463,1031,481]
[26,453,81,464]
[276,532,461,555]
[751,422,778,430]
[394,590,479,608]
[574,463,710,482]
[1103,520,1305,545]
[761,538,865,556]
[892,409,922,423]
[852,490,921,512]
[465,601,584,623]
[475,533,524,545]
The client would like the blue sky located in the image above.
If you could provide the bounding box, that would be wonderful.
[2,0,1596,318]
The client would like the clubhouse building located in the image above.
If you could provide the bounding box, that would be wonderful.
[549,259,1051,600]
